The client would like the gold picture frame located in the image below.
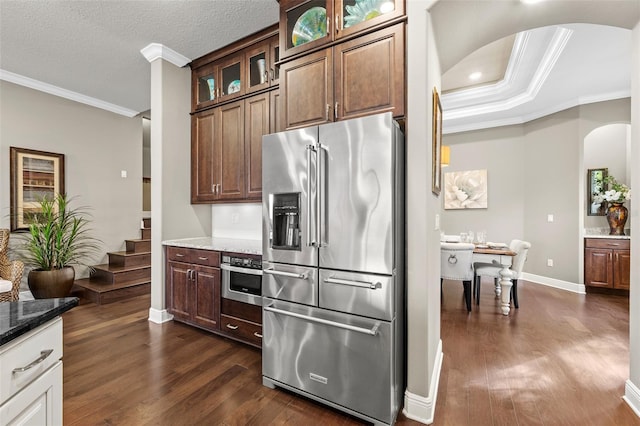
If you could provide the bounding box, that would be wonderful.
[9,147,65,231]
[432,87,443,195]
[587,167,608,216]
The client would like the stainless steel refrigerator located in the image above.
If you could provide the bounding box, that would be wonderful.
[261,112,404,426]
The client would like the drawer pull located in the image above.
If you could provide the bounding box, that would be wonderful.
[198,257,208,261]
[12,349,54,374]
[226,324,239,330]
[254,332,262,338]
[175,253,185,257]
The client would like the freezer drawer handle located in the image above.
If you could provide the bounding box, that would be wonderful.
[264,268,308,280]
[264,306,380,336]
[12,349,54,374]
[324,277,380,290]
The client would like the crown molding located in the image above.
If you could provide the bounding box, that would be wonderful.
[443,90,630,134]
[444,27,573,122]
[0,69,139,117]
[140,43,190,67]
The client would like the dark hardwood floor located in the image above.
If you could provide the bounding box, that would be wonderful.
[61,280,639,425]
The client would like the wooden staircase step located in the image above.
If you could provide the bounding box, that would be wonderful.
[142,218,151,228]
[73,277,150,305]
[108,251,151,268]
[90,263,150,284]
[141,228,151,240]
[126,239,150,253]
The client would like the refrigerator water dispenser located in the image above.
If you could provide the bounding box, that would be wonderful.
[272,193,300,250]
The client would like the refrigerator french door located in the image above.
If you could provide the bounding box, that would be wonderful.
[262,113,400,275]
[261,112,404,426]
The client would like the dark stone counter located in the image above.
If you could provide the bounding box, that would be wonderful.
[0,297,78,345]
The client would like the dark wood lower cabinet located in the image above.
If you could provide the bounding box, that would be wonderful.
[165,246,221,332]
[165,246,262,348]
[584,238,630,291]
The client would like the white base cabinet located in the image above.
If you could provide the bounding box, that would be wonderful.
[0,318,64,426]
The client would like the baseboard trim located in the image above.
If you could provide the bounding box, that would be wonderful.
[522,273,586,294]
[403,339,443,424]
[148,308,173,324]
[623,379,640,418]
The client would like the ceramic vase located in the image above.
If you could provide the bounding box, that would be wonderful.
[28,266,75,299]
[606,203,628,236]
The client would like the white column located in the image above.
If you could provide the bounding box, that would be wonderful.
[624,19,640,419]
[404,1,443,424]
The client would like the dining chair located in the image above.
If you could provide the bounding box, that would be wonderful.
[473,239,531,308]
[440,242,475,312]
[0,229,24,302]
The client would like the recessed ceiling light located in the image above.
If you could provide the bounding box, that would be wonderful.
[469,72,482,81]
[521,0,546,4]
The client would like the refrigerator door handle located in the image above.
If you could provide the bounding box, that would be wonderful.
[306,144,318,248]
[318,143,328,248]
[263,306,380,336]
[324,277,381,290]
[264,268,308,280]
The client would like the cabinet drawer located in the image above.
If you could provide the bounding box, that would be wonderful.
[0,318,62,404]
[220,314,262,347]
[585,238,630,250]
[166,246,220,267]
[190,249,220,267]
[166,246,192,263]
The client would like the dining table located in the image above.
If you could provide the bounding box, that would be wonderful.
[473,246,517,315]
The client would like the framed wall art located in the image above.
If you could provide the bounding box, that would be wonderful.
[432,87,443,195]
[587,167,607,216]
[444,169,488,209]
[9,147,65,231]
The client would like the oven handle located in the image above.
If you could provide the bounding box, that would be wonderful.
[263,306,380,336]
[324,277,380,290]
[263,268,308,280]
[220,264,263,276]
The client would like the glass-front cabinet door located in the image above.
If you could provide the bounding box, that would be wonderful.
[245,34,280,95]
[280,0,333,60]
[193,63,217,110]
[336,0,404,39]
[219,54,244,100]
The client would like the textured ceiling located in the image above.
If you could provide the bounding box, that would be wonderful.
[0,0,279,114]
[0,1,637,133]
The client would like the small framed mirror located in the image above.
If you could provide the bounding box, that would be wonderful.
[587,168,607,216]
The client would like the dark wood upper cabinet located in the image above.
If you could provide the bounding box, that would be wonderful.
[279,0,404,60]
[191,109,217,203]
[192,53,244,111]
[245,35,280,95]
[245,92,270,200]
[280,48,333,129]
[216,100,245,201]
[334,22,404,121]
[280,22,404,129]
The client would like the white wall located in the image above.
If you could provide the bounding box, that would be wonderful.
[148,58,211,322]
[442,125,525,243]
[625,17,640,420]
[584,123,630,230]
[211,203,261,240]
[0,80,142,281]
[441,99,630,285]
[403,0,441,423]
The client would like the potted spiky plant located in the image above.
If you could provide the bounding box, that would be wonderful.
[17,194,101,299]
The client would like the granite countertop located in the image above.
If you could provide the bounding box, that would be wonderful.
[162,237,262,255]
[584,235,631,240]
[0,297,78,346]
